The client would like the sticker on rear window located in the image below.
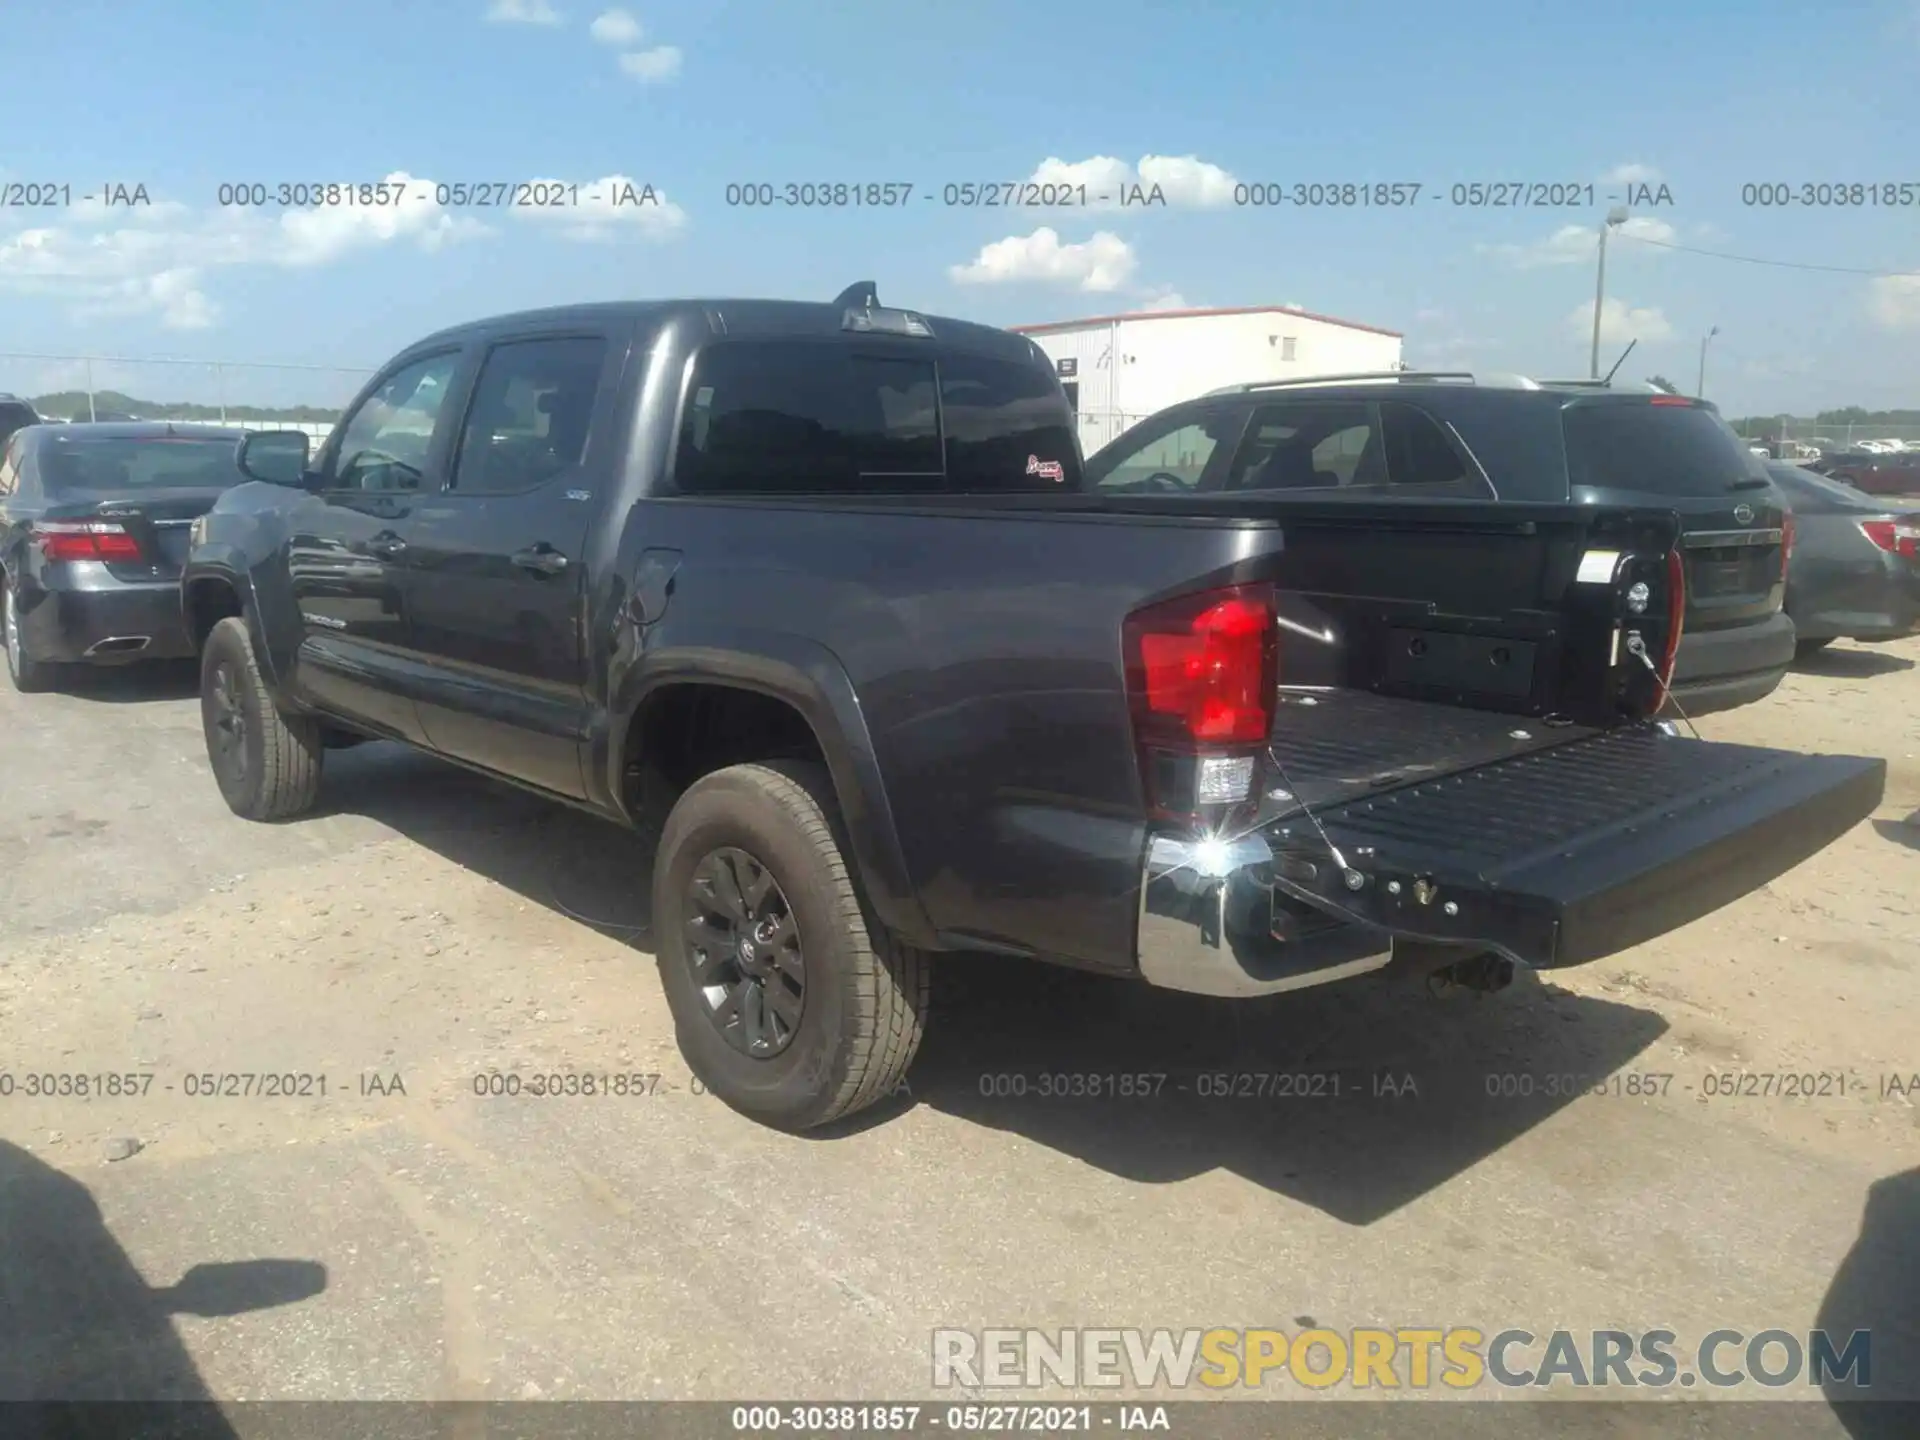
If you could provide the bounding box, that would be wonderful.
[1026,455,1064,482]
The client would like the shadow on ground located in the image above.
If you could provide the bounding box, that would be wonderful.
[1792,646,1915,679]
[43,658,201,705]
[0,1140,325,1423]
[316,746,1671,1226]
[1819,1166,1920,1435]
[1871,809,1919,854]
[321,743,655,949]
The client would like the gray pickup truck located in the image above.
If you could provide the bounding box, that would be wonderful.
[179,285,1886,1131]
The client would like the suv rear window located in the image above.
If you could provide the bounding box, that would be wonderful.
[674,340,1079,496]
[1563,401,1762,497]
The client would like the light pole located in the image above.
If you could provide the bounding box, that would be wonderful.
[1590,206,1630,378]
[1697,325,1719,398]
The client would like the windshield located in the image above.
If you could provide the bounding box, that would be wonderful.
[1766,462,1872,509]
[1563,402,1764,496]
[40,436,243,493]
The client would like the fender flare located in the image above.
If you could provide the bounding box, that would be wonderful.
[180,554,285,691]
[607,630,935,949]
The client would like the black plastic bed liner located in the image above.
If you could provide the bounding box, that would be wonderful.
[1274,722,1886,969]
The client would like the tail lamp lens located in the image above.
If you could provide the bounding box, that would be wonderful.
[1125,587,1277,746]
[35,520,142,563]
[1658,547,1686,700]
[1860,519,1919,559]
[1123,584,1278,820]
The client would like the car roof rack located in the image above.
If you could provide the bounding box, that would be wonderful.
[1202,370,1545,396]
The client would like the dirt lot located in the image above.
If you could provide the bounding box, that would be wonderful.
[0,640,1915,1428]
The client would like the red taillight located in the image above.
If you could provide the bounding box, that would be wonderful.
[1657,547,1686,702]
[1860,519,1920,560]
[1780,510,1796,576]
[1649,396,1693,406]
[1125,586,1277,746]
[34,520,143,563]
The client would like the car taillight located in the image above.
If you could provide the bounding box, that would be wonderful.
[1657,546,1686,704]
[1123,583,1278,820]
[1780,510,1795,575]
[34,520,143,563]
[1860,519,1920,560]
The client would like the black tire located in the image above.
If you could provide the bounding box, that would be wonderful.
[199,615,324,820]
[2,584,55,693]
[652,761,930,1131]
[1795,637,1835,658]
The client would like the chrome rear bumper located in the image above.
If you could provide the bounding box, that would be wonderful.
[1137,832,1393,997]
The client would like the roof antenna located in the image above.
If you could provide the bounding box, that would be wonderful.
[833,281,878,310]
[1602,338,1637,386]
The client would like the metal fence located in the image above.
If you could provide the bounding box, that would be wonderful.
[0,353,372,443]
[1736,419,1920,452]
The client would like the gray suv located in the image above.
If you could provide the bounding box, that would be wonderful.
[1084,372,1794,717]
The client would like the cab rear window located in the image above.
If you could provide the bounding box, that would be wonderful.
[1563,402,1762,497]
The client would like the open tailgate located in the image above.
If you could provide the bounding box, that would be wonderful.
[1264,715,1885,969]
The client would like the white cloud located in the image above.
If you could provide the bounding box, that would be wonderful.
[1024,154,1239,211]
[509,175,686,241]
[486,0,562,23]
[0,168,687,330]
[1568,297,1675,345]
[1601,162,1662,185]
[947,228,1137,292]
[617,45,681,81]
[1134,289,1189,312]
[1479,215,1677,268]
[589,8,642,44]
[273,173,488,266]
[1868,274,1920,330]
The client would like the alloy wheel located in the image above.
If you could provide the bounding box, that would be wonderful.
[684,846,806,1057]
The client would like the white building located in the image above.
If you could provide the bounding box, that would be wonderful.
[1011,305,1403,455]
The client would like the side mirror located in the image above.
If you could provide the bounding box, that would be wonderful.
[235,430,313,487]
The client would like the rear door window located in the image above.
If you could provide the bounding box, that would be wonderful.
[1224,401,1383,490]
[1563,401,1762,496]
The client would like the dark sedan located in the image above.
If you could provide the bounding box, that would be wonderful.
[1766,461,1920,656]
[1,423,252,691]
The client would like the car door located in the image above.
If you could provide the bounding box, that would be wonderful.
[288,347,468,742]
[399,330,619,798]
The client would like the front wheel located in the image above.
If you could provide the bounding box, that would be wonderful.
[3,585,55,693]
[200,616,324,820]
[652,761,930,1131]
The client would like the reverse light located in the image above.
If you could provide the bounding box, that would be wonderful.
[1860,519,1920,560]
[1123,584,1278,819]
[34,520,142,563]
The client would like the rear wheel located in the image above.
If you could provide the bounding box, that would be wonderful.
[199,616,324,820]
[1795,637,1835,658]
[2,585,54,693]
[652,761,930,1131]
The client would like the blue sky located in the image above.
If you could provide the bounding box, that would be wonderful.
[2,0,1915,417]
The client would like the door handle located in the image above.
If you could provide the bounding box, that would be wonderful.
[365,533,408,560]
[511,545,569,577]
